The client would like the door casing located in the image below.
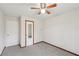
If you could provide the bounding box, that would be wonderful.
[25,20,34,46]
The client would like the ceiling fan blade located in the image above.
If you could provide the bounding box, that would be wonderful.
[47,3,57,8]
[46,10,51,14]
[31,7,40,9]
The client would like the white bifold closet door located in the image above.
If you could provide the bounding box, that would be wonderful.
[5,19,19,47]
[25,21,34,46]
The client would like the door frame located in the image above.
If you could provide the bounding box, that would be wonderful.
[25,20,34,46]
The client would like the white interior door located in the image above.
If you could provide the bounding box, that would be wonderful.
[25,21,34,46]
[5,20,19,47]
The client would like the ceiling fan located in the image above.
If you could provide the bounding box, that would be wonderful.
[31,3,57,14]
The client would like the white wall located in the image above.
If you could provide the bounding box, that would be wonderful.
[5,16,19,47]
[0,10,5,55]
[20,16,42,47]
[43,9,79,55]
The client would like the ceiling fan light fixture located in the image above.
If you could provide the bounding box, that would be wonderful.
[41,9,46,14]
[31,3,57,15]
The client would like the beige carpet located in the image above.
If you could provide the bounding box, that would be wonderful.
[2,42,75,56]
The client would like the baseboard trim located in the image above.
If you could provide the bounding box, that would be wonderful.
[18,44,26,48]
[42,41,79,56]
[19,41,43,48]
[34,41,44,45]
[0,47,6,56]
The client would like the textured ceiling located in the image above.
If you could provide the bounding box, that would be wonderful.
[0,3,79,19]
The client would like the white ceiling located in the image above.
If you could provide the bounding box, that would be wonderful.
[0,3,79,19]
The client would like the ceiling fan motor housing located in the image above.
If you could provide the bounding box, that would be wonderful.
[40,3,46,9]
